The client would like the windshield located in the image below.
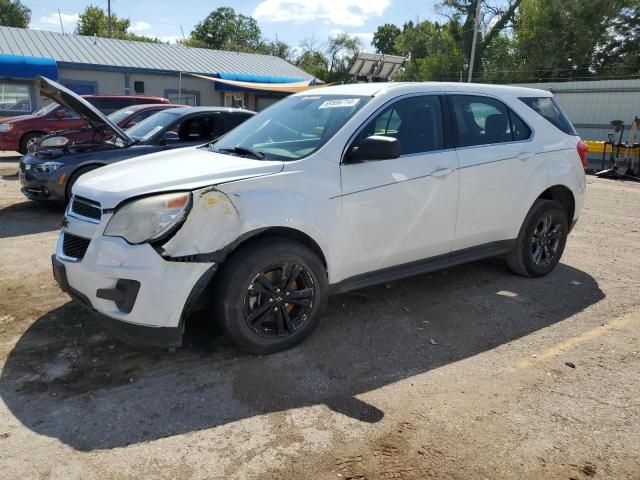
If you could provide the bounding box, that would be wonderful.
[108,107,137,126]
[32,102,60,117]
[212,94,371,161]
[126,111,180,140]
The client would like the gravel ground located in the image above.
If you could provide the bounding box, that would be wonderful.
[0,154,638,479]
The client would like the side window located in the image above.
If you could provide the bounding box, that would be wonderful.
[135,109,161,123]
[509,109,531,141]
[222,113,249,132]
[450,95,513,147]
[519,96,576,135]
[355,95,444,155]
[176,115,215,142]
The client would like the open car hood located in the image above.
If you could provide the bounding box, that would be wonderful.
[35,76,134,146]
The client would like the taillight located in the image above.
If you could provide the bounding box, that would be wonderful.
[577,140,588,170]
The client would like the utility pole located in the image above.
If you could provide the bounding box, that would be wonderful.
[107,0,112,38]
[467,0,482,83]
[57,9,64,35]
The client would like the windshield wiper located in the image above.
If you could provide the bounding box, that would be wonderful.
[214,145,265,160]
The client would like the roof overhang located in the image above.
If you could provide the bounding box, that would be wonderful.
[0,54,58,80]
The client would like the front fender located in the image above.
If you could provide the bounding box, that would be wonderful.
[160,186,243,258]
[160,172,338,279]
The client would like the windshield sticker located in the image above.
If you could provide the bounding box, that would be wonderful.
[319,98,361,109]
[142,125,163,140]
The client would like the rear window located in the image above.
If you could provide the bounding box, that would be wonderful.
[519,97,577,135]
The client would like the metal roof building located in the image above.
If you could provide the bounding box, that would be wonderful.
[0,26,315,115]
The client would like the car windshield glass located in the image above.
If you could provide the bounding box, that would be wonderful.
[33,102,60,116]
[126,111,180,140]
[211,94,371,161]
[108,107,137,125]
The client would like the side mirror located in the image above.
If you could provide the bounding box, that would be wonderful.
[53,109,66,119]
[346,135,401,163]
[159,131,179,144]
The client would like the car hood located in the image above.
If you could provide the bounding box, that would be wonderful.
[35,76,134,146]
[73,147,285,209]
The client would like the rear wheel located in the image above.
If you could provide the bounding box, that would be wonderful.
[506,199,568,277]
[213,237,328,354]
[19,132,45,154]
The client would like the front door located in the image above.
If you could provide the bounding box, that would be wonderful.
[336,94,459,281]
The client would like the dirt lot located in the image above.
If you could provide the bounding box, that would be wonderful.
[0,154,638,479]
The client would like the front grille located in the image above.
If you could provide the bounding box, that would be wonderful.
[71,196,101,221]
[62,233,91,260]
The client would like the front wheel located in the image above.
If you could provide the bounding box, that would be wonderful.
[506,199,568,277]
[19,132,44,154]
[213,237,328,354]
[65,165,100,204]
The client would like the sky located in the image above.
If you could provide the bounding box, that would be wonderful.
[26,0,441,51]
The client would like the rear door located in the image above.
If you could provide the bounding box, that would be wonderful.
[448,94,539,251]
[337,94,459,280]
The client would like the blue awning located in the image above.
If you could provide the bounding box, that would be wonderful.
[217,72,304,84]
[0,54,58,80]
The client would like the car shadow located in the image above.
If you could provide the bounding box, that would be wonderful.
[0,259,604,451]
[0,200,63,238]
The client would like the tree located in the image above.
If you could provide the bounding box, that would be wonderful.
[372,23,401,54]
[394,20,466,81]
[75,5,130,38]
[256,39,293,61]
[0,0,30,28]
[75,5,160,43]
[592,1,640,77]
[189,7,261,51]
[440,0,521,77]
[515,0,626,81]
[294,34,362,83]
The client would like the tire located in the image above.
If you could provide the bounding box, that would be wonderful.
[19,132,45,154]
[506,199,568,277]
[213,236,328,354]
[65,165,101,204]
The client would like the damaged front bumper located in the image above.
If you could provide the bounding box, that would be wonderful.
[53,213,216,347]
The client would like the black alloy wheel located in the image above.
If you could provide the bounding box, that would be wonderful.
[244,261,316,338]
[214,237,328,354]
[506,199,568,277]
[531,214,563,267]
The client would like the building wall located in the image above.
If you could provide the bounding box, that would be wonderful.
[55,68,229,107]
[10,65,284,114]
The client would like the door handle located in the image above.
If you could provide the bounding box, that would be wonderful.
[431,167,454,178]
[517,152,534,161]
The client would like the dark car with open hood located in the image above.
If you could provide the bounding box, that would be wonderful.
[19,76,255,204]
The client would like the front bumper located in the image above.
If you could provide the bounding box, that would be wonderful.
[19,158,68,202]
[52,255,187,346]
[0,133,19,152]
[53,213,215,347]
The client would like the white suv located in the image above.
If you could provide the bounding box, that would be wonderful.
[53,82,587,353]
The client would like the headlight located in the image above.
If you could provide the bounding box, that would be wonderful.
[40,136,69,148]
[0,123,14,132]
[32,161,64,174]
[104,192,192,244]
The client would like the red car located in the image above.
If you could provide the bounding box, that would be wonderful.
[0,94,170,154]
[108,104,182,129]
